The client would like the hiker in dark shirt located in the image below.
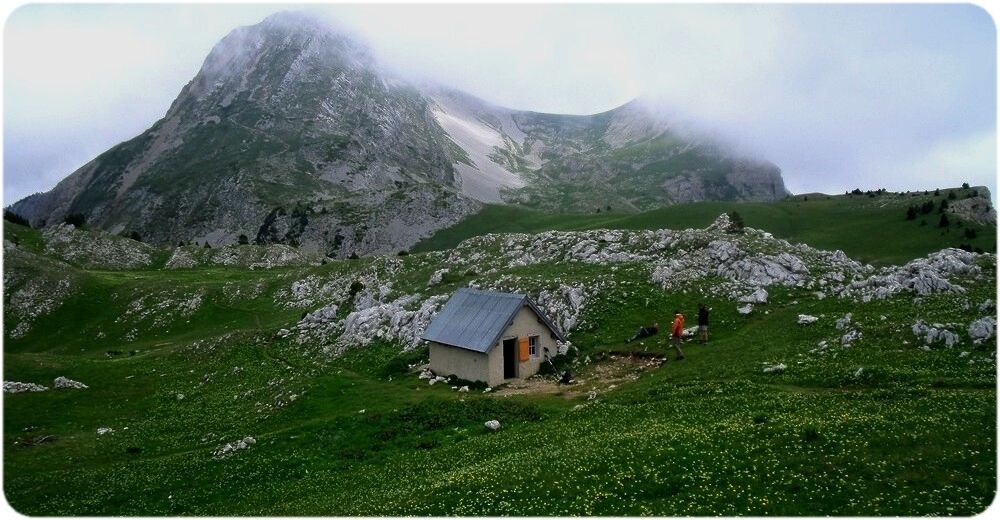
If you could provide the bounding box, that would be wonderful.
[697,303,710,344]
[626,323,659,343]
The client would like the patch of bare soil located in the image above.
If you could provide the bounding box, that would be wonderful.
[493,353,665,398]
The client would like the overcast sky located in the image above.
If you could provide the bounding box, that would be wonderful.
[4,3,996,205]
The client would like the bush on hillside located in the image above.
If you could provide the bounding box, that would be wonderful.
[727,211,745,234]
[63,213,86,227]
[3,210,29,227]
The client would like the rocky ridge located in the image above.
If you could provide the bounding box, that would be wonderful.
[269,213,992,359]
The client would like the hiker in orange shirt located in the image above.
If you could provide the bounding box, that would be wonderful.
[670,310,686,360]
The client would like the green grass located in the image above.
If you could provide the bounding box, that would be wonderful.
[415,188,996,265]
[3,205,996,515]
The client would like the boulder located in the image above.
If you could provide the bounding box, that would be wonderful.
[835,313,852,330]
[53,377,88,390]
[797,315,818,325]
[484,420,501,431]
[740,288,768,304]
[3,381,48,393]
[968,317,996,344]
[762,363,786,373]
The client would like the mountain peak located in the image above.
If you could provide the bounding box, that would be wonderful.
[9,11,788,257]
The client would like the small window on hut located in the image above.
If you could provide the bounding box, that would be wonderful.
[529,335,539,357]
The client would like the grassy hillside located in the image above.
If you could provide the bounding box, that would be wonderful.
[414,187,996,265]
[3,212,996,515]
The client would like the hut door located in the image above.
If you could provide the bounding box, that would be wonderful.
[502,338,517,379]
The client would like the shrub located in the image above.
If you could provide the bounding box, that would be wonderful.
[727,211,745,234]
[752,414,768,424]
[905,206,917,220]
[939,214,950,228]
[963,182,970,189]
[349,280,365,300]
[803,426,820,442]
[3,210,29,227]
[238,234,249,245]
[128,231,142,242]
[63,213,86,227]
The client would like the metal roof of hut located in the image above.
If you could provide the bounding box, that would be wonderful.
[421,288,565,353]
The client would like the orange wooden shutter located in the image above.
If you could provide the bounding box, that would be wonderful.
[518,337,530,361]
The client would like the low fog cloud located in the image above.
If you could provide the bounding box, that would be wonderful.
[4,3,995,204]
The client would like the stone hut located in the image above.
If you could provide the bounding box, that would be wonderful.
[422,288,565,386]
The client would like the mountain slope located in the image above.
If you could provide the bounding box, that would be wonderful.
[426,92,788,211]
[10,12,477,257]
[10,11,788,254]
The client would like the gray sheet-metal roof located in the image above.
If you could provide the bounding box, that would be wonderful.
[422,288,565,353]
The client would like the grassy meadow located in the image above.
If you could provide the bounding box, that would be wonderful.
[2,191,997,515]
[415,187,996,265]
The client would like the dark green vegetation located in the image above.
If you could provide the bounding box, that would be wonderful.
[416,187,996,265]
[3,207,996,515]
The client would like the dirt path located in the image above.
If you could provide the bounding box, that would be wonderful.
[493,353,666,398]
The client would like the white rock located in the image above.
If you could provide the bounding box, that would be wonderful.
[427,269,449,287]
[458,386,469,393]
[213,436,256,457]
[740,288,769,304]
[835,313,852,330]
[762,363,787,373]
[841,329,863,346]
[968,317,996,344]
[96,427,114,436]
[737,304,754,315]
[797,315,818,325]
[3,381,48,393]
[53,376,88,389]
[484,420,501,431]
